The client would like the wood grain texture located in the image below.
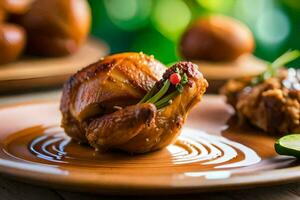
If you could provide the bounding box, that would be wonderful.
[195,54,266,93]
[0,38,108,93]
[0,175,299,200]
[195,54,266,80]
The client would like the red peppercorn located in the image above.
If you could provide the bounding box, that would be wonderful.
[169,73,181,85]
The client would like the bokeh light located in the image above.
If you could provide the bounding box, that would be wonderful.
[282,0,300,10]
[196,0,235,13]
[88,0,300,67]
[131,30,178,64]
[255,9,290,47]
[151,0,191,41]
[104,0,152,31]
[233,0,267,29]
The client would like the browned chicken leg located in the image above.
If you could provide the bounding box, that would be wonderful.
[60,52,165,142]
[60,53,208,153]
[86,62,208,153]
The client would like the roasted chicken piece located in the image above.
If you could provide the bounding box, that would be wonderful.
[86,62,208,153]
[60,52,166,142]
[60,52,208,153]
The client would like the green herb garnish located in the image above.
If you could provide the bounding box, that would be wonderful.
[146,80,170,104]
[139,67,189,109]
[138,85,158,104]
[155,91,179,108]
[252,50,300,85]
[181,73,188,85]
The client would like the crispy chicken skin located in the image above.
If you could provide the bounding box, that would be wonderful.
[60,52,166,142]
[87,62,208,153]
[60,53,208,153]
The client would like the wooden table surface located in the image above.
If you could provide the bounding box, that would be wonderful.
[0,90,299,200]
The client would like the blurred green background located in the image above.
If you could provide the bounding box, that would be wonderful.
[88,0,300,67]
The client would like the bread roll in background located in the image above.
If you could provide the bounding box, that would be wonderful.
[0,0,33,14]
[0,23,25,64]
[180,15,255,62]
[0,8,5,22]
[0,0,31,65]
[15,0,91,57]
[178,15,265,93]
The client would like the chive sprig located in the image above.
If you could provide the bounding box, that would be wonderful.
[139,67,188,109]
[252,50,300,85]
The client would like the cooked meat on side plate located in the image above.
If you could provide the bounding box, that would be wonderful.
[221,68,300,135]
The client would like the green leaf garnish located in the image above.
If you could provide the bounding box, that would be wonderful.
[252,50,300,85]
[272,50,300,69]
[138,85,158,104]
[139,69,189,109]
[181,73,188,85]
[175,84,183,92]
[155,91,179,108]
[156,101,172,110]
[146,80,170,104]
[174,67,181,74]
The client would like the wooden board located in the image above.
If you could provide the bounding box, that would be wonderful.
[0,95,299,195]
[0,38,108,93]
[195,54,266,93]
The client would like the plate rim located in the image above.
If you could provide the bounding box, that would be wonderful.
[0,158,299,194]
[0,99,299,194]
